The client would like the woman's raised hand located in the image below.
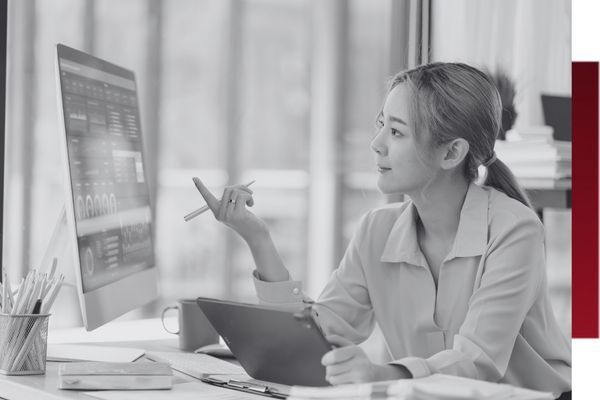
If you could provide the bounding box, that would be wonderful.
[193,177,268,243]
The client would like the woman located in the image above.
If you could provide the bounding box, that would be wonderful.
[193,62,571,397]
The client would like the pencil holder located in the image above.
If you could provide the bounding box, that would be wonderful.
[0,313,50,375]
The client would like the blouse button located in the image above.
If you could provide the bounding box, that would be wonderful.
[292,287,300,295]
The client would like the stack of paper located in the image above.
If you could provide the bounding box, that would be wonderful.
[389,375,554,400]
[287,374,555,400]
[494,138,571,180]
[47,344,145,362]
[145,351,245,377]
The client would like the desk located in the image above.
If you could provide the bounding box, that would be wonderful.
[0,319,256,400]
[0,319,562,400]
[521,178,571,210]
[0,340,238,400]
[520,178,571,222]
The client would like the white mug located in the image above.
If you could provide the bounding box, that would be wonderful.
[161,299,219,351]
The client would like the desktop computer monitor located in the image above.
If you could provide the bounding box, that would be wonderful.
[54,44,158,331]
[541,94,571,141]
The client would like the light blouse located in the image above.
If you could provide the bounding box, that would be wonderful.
[253,183,571,397]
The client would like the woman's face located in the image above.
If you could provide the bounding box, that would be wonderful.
[370,84,439,196]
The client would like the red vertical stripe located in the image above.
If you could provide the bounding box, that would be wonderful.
[572,62,599,338]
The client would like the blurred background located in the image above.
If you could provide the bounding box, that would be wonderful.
[3,0,571,345]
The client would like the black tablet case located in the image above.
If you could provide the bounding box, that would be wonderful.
[196,297,331,387]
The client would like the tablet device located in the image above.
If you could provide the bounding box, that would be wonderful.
[195,297,332,387]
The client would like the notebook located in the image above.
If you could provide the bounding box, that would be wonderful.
[58,361,173,390]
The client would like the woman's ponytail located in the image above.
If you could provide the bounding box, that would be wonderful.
[391,63,535,212]
[485,158,533,209]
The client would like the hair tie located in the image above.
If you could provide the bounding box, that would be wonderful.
[482,152,497,168]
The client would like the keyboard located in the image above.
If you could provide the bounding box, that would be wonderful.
[146,351,245,379]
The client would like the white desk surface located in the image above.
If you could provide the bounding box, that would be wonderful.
[0,318,250,400]
[0,318,557,400]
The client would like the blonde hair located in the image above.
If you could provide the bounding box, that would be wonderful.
[389,63,532,209]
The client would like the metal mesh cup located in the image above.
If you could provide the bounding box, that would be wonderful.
[0,313,50,375]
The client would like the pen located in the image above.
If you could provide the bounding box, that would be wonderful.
[184,180,256,222]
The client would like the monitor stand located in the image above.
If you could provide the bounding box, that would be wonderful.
[39,205,82,328]
[40,206,69,274]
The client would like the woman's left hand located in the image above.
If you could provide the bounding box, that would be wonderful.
[322,335,410,385]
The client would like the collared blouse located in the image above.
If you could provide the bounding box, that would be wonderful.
[253,183,571,397]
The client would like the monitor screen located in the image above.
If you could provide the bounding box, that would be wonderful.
[56,44,157,329]
[541,94,571,142]
[57,45,154,292]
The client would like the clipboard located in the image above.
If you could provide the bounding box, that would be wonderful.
[196,297,333,387]
[200,374,288,399]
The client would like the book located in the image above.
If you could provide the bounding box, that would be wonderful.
[58,361,173,390]
[509,160,571,179]
[495,139,571,161]
[494,139,572,180]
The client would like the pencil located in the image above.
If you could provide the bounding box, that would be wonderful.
[49,258,58,278]
[184,180,256,222]
[1,269,64,372]
[1,273,6,313]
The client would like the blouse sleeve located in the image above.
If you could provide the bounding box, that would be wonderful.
[253,213,375,343]
[391,215,545,381]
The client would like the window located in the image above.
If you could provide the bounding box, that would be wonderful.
[4,0,396,328]
[3,0,570,340]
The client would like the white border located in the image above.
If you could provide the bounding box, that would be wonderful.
[573,0,600,61]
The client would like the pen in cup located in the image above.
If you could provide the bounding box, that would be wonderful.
[184,180,256,222]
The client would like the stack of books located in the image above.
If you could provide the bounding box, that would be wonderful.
[495,132,571,180]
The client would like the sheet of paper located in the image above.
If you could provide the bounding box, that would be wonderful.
[47,344,145,362]
[84,381,261,400]
[288,374,554,400]
[289,381,373,398]
[388,374,554,400]
[145,351,245,375]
